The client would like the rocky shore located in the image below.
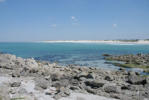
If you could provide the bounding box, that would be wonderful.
[0,53,149,100]
[104,53,149,73]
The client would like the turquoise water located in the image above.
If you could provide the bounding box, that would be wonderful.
[0,42,149,71]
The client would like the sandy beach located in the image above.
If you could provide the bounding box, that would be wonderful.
[39,40,149,45]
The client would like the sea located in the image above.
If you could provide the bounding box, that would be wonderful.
[0,42,149,73]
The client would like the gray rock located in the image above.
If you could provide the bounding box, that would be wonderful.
[104,76,113,81]
[0,86,10,100]
[69,79,79,86]
[104,84,121,93]
[11,70,21,77]
[69,86,80,91]
[86,73,95,79]
[18,88,28,94]
[85,86,97,94]
[35,78,49,89]
[51,73,61,81]
[52,79,69,88]
[10,82,21,87]
[54,87,70,100]
[74,72,95,80]
[84,80,105,89]
[127,75,147,85]
[121,84,131,90]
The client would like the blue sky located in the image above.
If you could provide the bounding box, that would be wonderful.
[0,0,149,41]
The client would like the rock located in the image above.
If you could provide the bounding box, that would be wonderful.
[102,54,111,57]
[70,79,79,86]
[143,90,149,98]
[0,85,10,100]
[127,75,147,85]
[84,80,105,89]
[54,87,70,100]
[110,93,121,99]
[15,57,25,65]
[86,73,95,79]
[45,87,56,95]
[45,75,51,80]
[18,88,27,94]
[143,83,149,98]
[9,88,16,94]
[104,84,121,93]
[35,78,49,89]
[74,72,95,80]
[10,82,21,87]
[52,79,69,88]
[104,76,113,81]
[11,70,21,77]
[121,84,131,90]
[85,86,97,94]
[60,87,70,96]
[78,72,88,78]
[128,71,136,76]
[51,73,61,81]
[69,86,80,91]
[119,68,125,71]
[25,58,38,70]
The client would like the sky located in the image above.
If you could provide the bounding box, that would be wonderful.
[0,0,149,42]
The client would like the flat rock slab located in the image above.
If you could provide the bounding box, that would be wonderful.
[60,93,118,100]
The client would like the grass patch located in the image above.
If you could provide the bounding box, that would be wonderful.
[113,63,148,69]
[112,63,149,74]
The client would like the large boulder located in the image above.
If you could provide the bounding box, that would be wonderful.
[0,54,16,70]
[127,75,147,85]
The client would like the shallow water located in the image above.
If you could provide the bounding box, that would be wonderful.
[0,42,149,71]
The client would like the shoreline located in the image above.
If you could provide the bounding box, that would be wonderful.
[38,40,149,45]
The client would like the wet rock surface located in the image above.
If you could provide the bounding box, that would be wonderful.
[104,53,149,73]
[0,53,148,100]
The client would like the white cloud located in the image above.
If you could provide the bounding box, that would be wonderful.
[112,24,117,28]
[0,0,5,2]
[50,24,57,28]
[71,16,79,25]
[71,16,75,20]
